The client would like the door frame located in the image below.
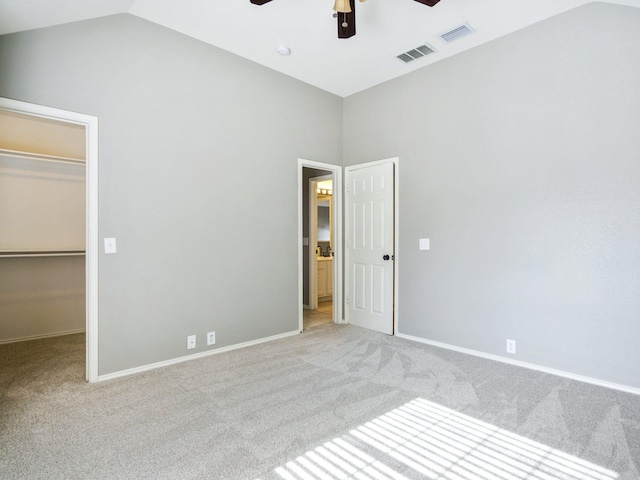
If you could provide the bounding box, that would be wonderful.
[308,173,333,310]
[345,157,399,335]
[298,159,343,331]
[0,97,99,382]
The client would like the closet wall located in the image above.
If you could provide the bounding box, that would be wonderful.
[0,109,86,343]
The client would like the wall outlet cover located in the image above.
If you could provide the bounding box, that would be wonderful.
[506,339,516,354]
[187,335,196,350]
[207,331,216,346]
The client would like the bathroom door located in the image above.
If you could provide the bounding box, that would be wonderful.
[345,161,394,335]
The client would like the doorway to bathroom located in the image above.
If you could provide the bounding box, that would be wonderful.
[298,159,342,332]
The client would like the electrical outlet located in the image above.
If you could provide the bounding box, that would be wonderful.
[187,335,196,350]
[506,339,516,355]
[207,331,216,346]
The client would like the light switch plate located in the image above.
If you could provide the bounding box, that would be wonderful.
[104,237,117,254]
[419,238,430,250]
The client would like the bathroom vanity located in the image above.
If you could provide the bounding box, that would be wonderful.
[317,256,333,300]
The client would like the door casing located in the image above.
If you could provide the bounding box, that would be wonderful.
[308,173,333,311]
[0,97,99,381]
[298,159,343,331]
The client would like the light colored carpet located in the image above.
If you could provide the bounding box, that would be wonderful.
[1,324,639,479]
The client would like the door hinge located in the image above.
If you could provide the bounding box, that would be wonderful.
[346,296,350,305]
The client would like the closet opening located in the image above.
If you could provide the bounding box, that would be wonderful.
[0,98,98,382]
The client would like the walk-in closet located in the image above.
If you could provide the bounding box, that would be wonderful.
[0,108,86,345]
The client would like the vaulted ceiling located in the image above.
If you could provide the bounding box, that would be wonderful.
[1,0,639,96]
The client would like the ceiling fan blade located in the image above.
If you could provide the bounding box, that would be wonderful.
[413,0,441,6]
[249,0,272,5]
[337,0,356,39]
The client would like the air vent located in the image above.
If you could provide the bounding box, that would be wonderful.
[396,44,435,64]
[440,23,474,43]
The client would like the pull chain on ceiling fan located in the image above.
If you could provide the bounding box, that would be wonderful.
[249,0,442,39]
[334,0,356,38]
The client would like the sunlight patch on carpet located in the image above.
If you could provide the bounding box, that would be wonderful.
[266,398,619,480]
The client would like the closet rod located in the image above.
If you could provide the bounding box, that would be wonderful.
[0,250,86,258]
[0,148,86,166]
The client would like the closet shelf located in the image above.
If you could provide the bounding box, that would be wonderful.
[0,148,85,166]
[0,250,86,258]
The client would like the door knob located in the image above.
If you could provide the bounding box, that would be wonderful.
[383,254,390,261]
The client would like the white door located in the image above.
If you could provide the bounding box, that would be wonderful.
[345,161,394,334]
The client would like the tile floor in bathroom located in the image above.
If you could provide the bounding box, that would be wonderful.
[302,301,333,330]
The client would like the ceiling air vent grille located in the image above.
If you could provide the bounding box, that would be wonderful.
[396,44,435,64]
[440,24,474,43]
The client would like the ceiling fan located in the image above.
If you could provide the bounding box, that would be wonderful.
[249,0,442,39]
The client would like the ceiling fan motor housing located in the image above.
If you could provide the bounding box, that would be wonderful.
[249,0,440,39]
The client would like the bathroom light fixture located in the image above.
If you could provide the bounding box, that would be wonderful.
[317,188,333,195]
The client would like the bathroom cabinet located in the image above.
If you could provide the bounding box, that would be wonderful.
[317,257,333,299]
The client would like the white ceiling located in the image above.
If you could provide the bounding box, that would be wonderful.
[1,0,639,97]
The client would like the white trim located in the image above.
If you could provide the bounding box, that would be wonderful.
[298,159,343,333]
[309,176,318,310]
[97,329,299,382]
[0,97,99,383]
[397,333,640,396]
[0,328,86,345]
[333,166,343,324]
[344,157,399,335]
[309,173,332,310]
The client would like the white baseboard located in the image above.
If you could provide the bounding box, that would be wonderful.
[97,329,300,382]
[396,333,640,397]
[0,328,85,345]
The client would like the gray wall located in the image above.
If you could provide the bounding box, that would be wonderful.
[0,14,342,375]
[344,3,640,389]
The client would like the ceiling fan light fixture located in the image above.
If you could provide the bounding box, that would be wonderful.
[333,0,352,13]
